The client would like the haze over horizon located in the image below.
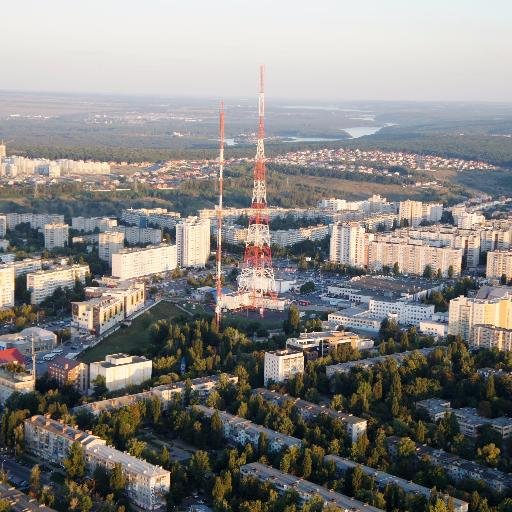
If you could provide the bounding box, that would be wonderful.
[2,0,512,103]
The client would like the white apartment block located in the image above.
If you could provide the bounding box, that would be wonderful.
[26,264,89,304]
[264,349,304,386]
[3,258,42,277]
[111,243,177,280]
[24,415,170,510]
[44,223,69,250]
[0,266,14,309]
[71,216,118,233]
[222,225,247,245]
[176,216,210,267]
[486,250,512,281]
[89,353,152,392]
[5,213,64,230]
[368,238,462,277]
[57,159,110,175]
[399,200,443,227]
[98,231,125,264]
[448,286,512,341]
[480,228,512,252]
[0,215,6,238]
[329,222,373,267]
[271,224,329,247]
[118,225,162,246]
[457,211,485,229]
[72,296,125,336]
[470,325,512,352]
[121,208,181,230]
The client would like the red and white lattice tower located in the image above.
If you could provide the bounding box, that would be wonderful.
[215,102,225,327]
[238,65,276,307]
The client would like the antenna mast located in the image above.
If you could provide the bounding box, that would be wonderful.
[215,102,225,327]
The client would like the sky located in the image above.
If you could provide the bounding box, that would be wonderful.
[2,0,512,102]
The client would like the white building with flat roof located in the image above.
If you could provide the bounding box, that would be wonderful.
[111,243,177,280]
[26,264,89,304]
[0,266,14,309]
[486,250,512,281]
[89,353,152,392]
[176,216,210,268]
[98,231,125,265]
[44,223,69,250]
[329,222,372,267]
[71,216,118,233]
[264,349,304,386]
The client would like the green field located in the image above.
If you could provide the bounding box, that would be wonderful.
[79,301,185,363]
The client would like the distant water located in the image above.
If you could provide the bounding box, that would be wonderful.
[284,136,345,143]
[343,126,383,138]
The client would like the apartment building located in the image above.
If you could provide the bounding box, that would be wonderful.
[325,347,438,378]
[98,231,125,264]
[329,222,373,267]
[0,327,57,356]
[72,295,125,336]
[44,223,69,250]
[398,200,443,227]
[111,243,177,280]
[0,215,6,238]
[47,357,88,393]
[470,325,512,351]
[5,213,64,230]
[368,237,462,277]
[325,455,468,512]
[192,405,303,453]
[0,266,14,308]
[480,227,512,252]
[448,286,512,341]
[222,224,247,245]
[2,257,42,277]
[121,208,181,229]
[271,224,329,247]
[26,264,89,304]
[0,366,35,404]
[176,216,210,267]
[0,482,57,512]
[456,211,485,230]
[387,436,512,493]
[24,415,170,510]
[89,353,152,392]
[240,463,384,512]
[71,216,118,233]
[263,349,304,386]
[486,250,512,281]
[253,388,367,443]
[416,398,512,439]
[73,373,238,416]
[118,225,162,246]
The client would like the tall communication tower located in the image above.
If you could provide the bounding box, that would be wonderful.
[238,65,276,309]
[215,102,225,327]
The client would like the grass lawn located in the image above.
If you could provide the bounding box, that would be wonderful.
[79,301,185,363]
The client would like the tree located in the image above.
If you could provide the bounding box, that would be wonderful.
[397,437,416,459]
[29,464,41,498]
[423,265,434,279]
[300,281,315,294]
[477,443,500,467]
[393,262,400,276]
[448,266,454,278]
[109,463,127,500]
[63,441,86,480]
[284,305,301,335]
[127,438,146,458]
[92,375,108,399]
[485,374,496,401]
[0,499,11,512]
[188,450,211,489]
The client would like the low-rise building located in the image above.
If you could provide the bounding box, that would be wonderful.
[89,353,152,392]
[325,455,468,512]
[253,388,367,443]
[240,463,384,512]
[26,264,89,304]
[325,347,438,378]
[192,405,302,453]
[24,415,170,510]
[0,366,35,404]
[263,349,304,386]
[0,482,57,512]
[387,436,512,494]
[47,356,88,393]
[0,327,57,356]
[72,295,125,336]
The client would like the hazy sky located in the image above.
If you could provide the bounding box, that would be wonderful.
[2,0,512,102]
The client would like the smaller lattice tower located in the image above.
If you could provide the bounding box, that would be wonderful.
[215,102,225,327]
